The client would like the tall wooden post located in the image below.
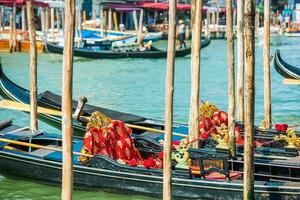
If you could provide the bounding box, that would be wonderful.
[0,7,3,31]
[82,10,86,29]
[237,0,244,122]
[45,8,49,32]
[61,9,65,33]
[56,10,60,33]
[100,5,104,36]
[51,8,55,40]
[264,0,271,128]
[133,10,138,32]
[163,0,176,199]
[113,11,119,31]
[26,1,38,131]
[108,8,112,30]
[61,0,75,198]
[77,6,82,40]
[137,9,144,46]
[75,7,78,46]
[9,14,13,53]
[205,18,209,37]
[41,8,45,32]
[12,4,16,52]
[22,6,27,32]
[243,0,255,198]
[188,0,203,149]
[226,0,236,157]
[216,10,219,26]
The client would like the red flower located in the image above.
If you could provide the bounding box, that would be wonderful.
[274,123,288,132]
[281,124,288,132]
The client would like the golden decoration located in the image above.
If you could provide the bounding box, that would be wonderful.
[212,123,229,149]
[78,149,91,165]
[172,138,191,169]
[274,128,300,149]
[259,120,268,130]
[199,101,219,118]
[86,111,112,130]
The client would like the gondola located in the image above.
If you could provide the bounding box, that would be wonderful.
[0,120,300,199]
[44,37,211,59]
[274,49,300,79]
[0,64,297,140]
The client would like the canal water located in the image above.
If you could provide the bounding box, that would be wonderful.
[0,36,300,199]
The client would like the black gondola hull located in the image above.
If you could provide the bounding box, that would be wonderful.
[1,150,300,200]
[274,49,300,79]
[45,38,210,59]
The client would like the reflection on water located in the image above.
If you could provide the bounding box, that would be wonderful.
[0,36,300,199]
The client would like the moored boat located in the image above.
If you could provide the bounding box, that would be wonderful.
[274,49,300,79]
[0,121,300,199]
[44,38,205,59]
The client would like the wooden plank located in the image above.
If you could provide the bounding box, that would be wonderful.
[283,79,300,84]
[163,0,177,199]
[26,1,38,131]
[0,138,92,158]
[264,0,271,128]
[0,100,62,116]
[243,0,256,198]
[189,0,203,149]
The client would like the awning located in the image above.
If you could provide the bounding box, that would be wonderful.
[0,0,48,7]
[106,3,141,12]
[140,3,191,11]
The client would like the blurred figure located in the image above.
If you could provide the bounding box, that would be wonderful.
[142,24,148,34]
[178,20,186,49]
[119,23,126,32]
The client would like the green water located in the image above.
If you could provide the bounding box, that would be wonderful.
[0,37,300,199]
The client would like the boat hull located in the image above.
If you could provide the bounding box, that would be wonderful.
[45,42,194,59]
[0,149,299,199]
[274,49,300,79]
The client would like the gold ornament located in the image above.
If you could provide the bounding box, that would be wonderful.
[259,120,268,130]
[274,128,300,149]
[212,123,229,149]
[86,111,112,130]
[172,138,191,169]
[199,101,219,118]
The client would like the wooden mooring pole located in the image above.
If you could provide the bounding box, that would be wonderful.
[264,0,271,128]
[51,8,55,41]
[26,1,38,131]
[188,0,203,149]
[9,14,13,53]
[137,9,144,46]
[61,0,75,198]
[226,0,236,157]
[163,0,176,199]
[56,9,60,33]
[243,0,255,198]
[237,0,244,122]
[22,5,27,32]
[12,4,16,52]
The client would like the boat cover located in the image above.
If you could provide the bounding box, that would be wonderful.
[40,91,146,123]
